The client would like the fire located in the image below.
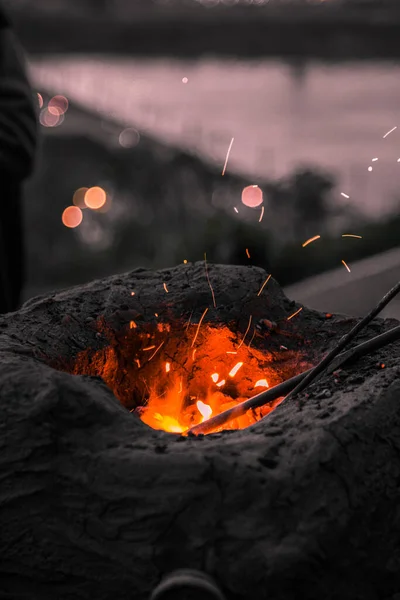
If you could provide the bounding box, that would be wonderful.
[73,318,305,436]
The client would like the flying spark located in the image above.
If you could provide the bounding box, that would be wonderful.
[372,157,378,161]
[229,362,243,378]
[383,126,397,138]
[342,234,362,239]
[130,321,137,329]
[204,253,216,308]
[368,166,373,172]
[211,373,219,383]
[222,137,234,176]
[191,307,209,348]
[259,205,264,222]
[131,291,135,296]
[257,274,271,297]
[163,282,169,293]
[246,248,251,258]
[165,362,171,373]
[237,315,252,349]
[287,307,303,321]
[234,207,239,213]
[143,345,156,351]
[341,192,350,199]
[148,341,165,361]
[342,259,351,272]
[254,379,269,388]
[216,379,226,388]
[302,235,321,247]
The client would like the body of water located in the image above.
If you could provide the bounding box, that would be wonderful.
[31,57,400,218]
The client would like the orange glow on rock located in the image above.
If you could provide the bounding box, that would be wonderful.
[84,187,107,210]
[241,185,263,208]
[62,206,83,228]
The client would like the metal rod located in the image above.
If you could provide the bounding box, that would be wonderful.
[188,323,400,436]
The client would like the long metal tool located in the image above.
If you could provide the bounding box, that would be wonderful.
[188,283,400,436]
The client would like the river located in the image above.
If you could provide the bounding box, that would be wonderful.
[30,57,400,218]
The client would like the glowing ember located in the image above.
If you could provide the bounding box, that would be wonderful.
[163,283,169,293]
[242,185,263,208]
[130,321,137,329]
[229,362,243,377]
[246,248,251,258]
[211,373,219,383]
[287,307,303,321]
[302,235,321,247]
[216,379,226,387]
[222,137,234,176]
[131,291,135,296]
[165,362,171,373]
[254,379,269,388]
[368,166,373,172]
[197,400,212,422]
[342,260,351,272]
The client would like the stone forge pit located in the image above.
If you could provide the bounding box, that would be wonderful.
[0,263,400,600]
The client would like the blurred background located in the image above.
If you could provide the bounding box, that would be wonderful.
[8,0,400,318]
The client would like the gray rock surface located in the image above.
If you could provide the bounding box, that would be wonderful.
[0,263,399,600]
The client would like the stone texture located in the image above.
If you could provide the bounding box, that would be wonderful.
[0,263,399,600]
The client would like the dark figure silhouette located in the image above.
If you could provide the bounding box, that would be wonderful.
[0,7,37,313]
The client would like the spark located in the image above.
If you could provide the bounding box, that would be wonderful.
[368,166,373,172]
[197,400,212,421]
[302,235,321,247]
[165,362,171,373]
[237,315,252,349]
[229,362,243,378]
[342,234,362,239]
[287,307,303,321]
[155,312,159,317]
[135,359,141,368]
[163,282,169,293]
[192,348,197,361]
[383,126,397,138]
[247,328,256,349]
[191,307,208,348]
[257,274,271,297]
[397,158,400,162]
[204,253,216,308]
[341,192,350,199]
[130,321,137,329]
[211,373,219,383]
[234,207,239,213]
[342,259,351,273]
[216,379,226,388]
[254,379,269,388]
[246,248,251,258]
[185,309,193,331]
[143,345,156,351]
[178,378,183,393]
[222,137,235,176]
[131,291,135,296]
[183,259,188,264]
[259,205,264,222]
[148,341,165,361]
[372,157,378,162]
[226,351,237,354]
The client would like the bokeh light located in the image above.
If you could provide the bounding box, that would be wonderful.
[182,77,189,84]
[119,127,140,148]
[84,186,107,210]
[39,107,64,128]
[73,187,89,209]
[241,185,263,208]
[48,95,69,116]
[62,206,83,228]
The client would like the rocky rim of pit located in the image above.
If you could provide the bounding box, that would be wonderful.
[0,263,399,600]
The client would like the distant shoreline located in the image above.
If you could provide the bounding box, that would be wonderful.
[13,9,400,61]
